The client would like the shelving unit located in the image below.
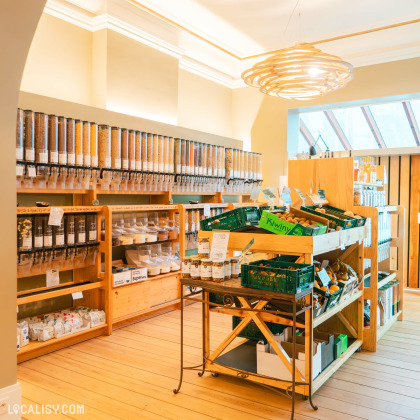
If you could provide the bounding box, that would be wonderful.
[198,227,365,396]
[17,206,107,363]
[289,156,406,352]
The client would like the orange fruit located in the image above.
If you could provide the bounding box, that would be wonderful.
[329,285,340,293]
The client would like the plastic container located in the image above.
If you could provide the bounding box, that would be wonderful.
[43,216,53,249]
[200,207,260,231]
[86,213,97,243]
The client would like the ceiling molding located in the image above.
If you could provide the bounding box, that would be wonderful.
[44,1,92,30]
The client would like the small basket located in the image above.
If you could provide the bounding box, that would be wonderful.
[241,259,314,294]
[200,207,260,231]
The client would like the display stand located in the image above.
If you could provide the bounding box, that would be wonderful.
[288,157,405,352]
[183,228,364,402]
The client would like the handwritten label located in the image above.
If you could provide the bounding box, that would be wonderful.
[210,231,230,260]
[317,268,330,287]
[263,187,276,200]
[46,269,60,287]
[250,186,262,201]
[48,207,64,226]
[281,192,292,206]
[203,204,211,217]
[240,237,255,260]
[72,291,83,300]
[16,165,23,177]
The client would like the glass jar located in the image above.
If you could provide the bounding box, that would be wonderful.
[212,260,225,282]
[200,259,212,281]
[145,228,158,243]
[353,186,363,206]
[53,218,65,247]
[198,237,210,258]
[157,227,168,241]
[224,260,231,280]
[133,223,147,244]
[190,257,201,280]
[86,214,97,243]
[65,214,75,246]
[137,248,161,276]
[167,220,179,240]
[230,257,240,279]
[182,257,191,278]
[33,215,44,250]
[74,214,86,245]
[43,216,53,249]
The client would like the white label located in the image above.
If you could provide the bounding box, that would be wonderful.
[49,207,64,226]
[44,235,52,247]
[136,162,142,171]
[114,158,121,169]
[317,269,330,287]
[159,163,164,172]
[191,222,196,233]
[131,160,136,170]
[16,165,23,177]
[176,164,181,174]
[200,262,212,278]
[210,232,230,260]
[182,261,189,275]
[105,157,111,168]
[84,155,91,167]
[28,166,36,177]
[55,234,65,246]
[59,153,67,165]
[295,189,306,200]
[89,230,97,241]
[212,264,224,279]
[16,147,23,160]
[203,204,211,217]
[50,151,58,164]
[148,162,153,172]
[263,187,276,200]
[76,154,83,165]
[198,241,210,254]
[67,233,75,245]
[132,268,148,283]
[113,271,131,287]
[165,163,170,173]
[181,165,186,174]
[231,259,240,276]
[199,167,203,176]
[25,149,34,161]
[91,156,98,167]
[34,236,43,248]
[72,291,83,300]
[46,269,60,287]
[67,153,75,165]
[190,261,201,278]
[39,152,48,163]
[78,232,86,243]
[153,163,159,172]
[251,187,262,201]
[122,159,128,170]
[22,237,32,250]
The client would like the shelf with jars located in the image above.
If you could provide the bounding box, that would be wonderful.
[288,156,405,352]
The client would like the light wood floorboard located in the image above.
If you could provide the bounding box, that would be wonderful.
[19,291,420,419]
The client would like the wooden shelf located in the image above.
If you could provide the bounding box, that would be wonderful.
[312,339,362,393]
[17,281,104,305]
[18,263,96,279]
[377,310,402,342]
[97,190,165,195]
[17,206,101,214]
[200,227,365,255]
[18,188,90,194]
[313,290,363,328]
[17,324,107,363]
[112,271,180,289]
[377,272,397,289]
[172,192,218,196]
[354,181,383,188]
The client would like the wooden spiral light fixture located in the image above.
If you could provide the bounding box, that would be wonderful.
[241,42,353,100]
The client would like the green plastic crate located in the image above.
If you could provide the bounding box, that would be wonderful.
[314,285,343,310]
[322,204,367,227]
[232,315,286,342]
[200,207,260,231]
[241,259,314,294]
[301,205,357,230]
[334,334,348,359]
[258,206,286,216]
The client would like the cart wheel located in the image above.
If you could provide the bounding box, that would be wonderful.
[301,395,309,401]
[212,372,219,378]
[356,347,362,353]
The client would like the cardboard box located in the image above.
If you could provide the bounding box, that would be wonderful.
[131,268,148,283]
[112,270,131,287]
[256,331,321,380]
[313,330,334,371]
[259,209,328,236]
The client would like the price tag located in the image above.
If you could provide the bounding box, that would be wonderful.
[28,167,37,178]
[295,189,307,200]
[210,231,230,260]
[46,269,60,287]
[339,230,346,250]
[321,260,329,268]
[72,291,83,300]
[48,207,64,226]
[317,269,331,287]
[239,237,255,261]
[318,189,326,200]
[263,187,276,200]
[250,186,262,201]
[281,192,292,206]
[203,204,211,217]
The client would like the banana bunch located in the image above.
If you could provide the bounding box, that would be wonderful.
[329,259,357,281]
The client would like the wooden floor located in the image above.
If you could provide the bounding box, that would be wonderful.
[19,291,420,420]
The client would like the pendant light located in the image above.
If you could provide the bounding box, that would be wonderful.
[241,2,353,100]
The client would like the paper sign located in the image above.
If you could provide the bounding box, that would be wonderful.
[263,187,276,200]
[48,207,64,226]
[210,231,230,260]
[46,269,60,287]
[72,291,83,300]
[28,167,36,178]
[281,192,292,206]
[295,189,307,200]
[203,204,211,217]
[318,189,326,200]
[240,237,255,260]
[317,269,331,287]
[250,186,262,201]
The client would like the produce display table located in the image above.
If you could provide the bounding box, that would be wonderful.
[173,277,318,420]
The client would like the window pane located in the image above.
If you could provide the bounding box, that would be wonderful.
[300,112,344,152]
[369,102,417,148]
[408,100,420,142]
[332,107,379,150]
[297,131,310,154]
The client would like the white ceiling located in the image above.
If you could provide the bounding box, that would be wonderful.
[46,0,420,88]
